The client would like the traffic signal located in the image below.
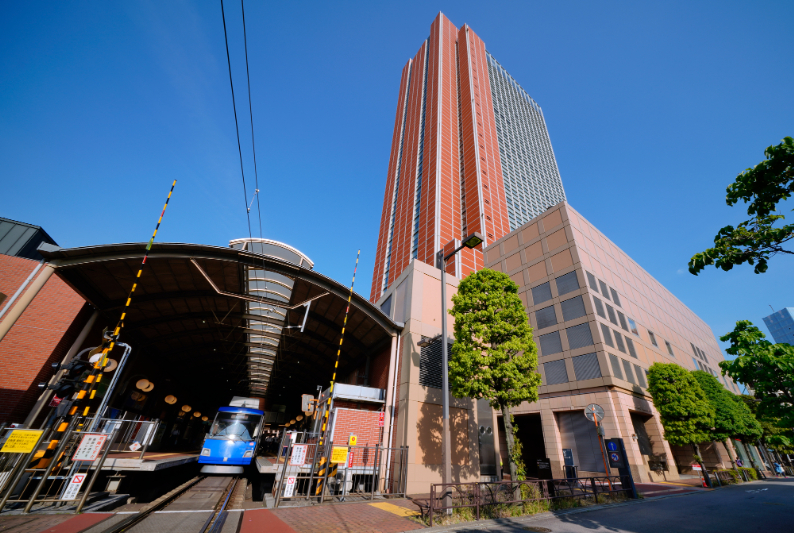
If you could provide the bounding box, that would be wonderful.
[38,359,92,399]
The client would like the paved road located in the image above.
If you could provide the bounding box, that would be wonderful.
[437,478,793,533]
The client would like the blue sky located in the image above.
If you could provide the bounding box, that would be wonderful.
[1,1,792,354]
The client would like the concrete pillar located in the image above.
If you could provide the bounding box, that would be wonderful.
[0,264,56,343]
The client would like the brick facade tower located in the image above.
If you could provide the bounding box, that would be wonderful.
[371,13,566,302]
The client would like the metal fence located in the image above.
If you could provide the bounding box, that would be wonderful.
[272,432,408,507]
[428,475,634,526]
[0,417,158,514]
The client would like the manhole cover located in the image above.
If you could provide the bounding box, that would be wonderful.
[524,527,552,533]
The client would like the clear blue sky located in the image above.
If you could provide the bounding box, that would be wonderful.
[1,1,792,355]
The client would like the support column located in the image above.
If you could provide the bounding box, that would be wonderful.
[0,264,56,343]
[23,309,99,428]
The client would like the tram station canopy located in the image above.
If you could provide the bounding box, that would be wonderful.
[39,240,401,413]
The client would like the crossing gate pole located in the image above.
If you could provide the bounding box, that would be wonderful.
[75,427,119,513]
[23,417,79,513]
[0,428,52,511]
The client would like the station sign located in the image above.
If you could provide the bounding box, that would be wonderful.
[73,433,108,462]
[0,430,43,454]
[290,444,308,466]
[330,446,349,464]
[62,473,86,501]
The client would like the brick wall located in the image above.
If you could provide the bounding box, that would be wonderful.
[331,407,384,448]
[0,255,90,423]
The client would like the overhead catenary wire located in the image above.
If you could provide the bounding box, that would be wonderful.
[220,0,253,239]
[240,0,263,240]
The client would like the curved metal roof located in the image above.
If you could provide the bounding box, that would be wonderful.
[39,242,400,413]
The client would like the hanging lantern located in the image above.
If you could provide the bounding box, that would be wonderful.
[182,405,192,412]
[165,395,177,405]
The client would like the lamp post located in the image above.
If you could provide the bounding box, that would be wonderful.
[435,232,483,511]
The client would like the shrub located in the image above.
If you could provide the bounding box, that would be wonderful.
[739,467,758,480]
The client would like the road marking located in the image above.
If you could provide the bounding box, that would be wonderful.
[369,502,420,517]
[657,482,701,487]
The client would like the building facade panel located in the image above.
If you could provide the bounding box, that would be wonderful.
[483,201,740,481]
[371,13,566,302]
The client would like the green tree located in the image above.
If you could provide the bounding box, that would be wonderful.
[739,395,794,454]
[720,321,794,429]
[689,136,794,275]
[647,363,715,468]
[691,370,762,444]
[448,268,541,482]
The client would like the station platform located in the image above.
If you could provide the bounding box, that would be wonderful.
[100,451,198,472]
[255,456,278,474]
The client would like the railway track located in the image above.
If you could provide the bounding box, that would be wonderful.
[99,476,240,533]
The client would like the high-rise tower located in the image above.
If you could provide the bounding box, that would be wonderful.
[371,13,565,302]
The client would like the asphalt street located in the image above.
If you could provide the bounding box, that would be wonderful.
[438,478,794,533]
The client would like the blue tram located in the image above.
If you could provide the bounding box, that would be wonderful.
[199,406,264,474]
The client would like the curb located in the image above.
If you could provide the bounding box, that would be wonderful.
[404,488,711,533]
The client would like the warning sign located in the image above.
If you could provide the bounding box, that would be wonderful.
[62,473,87,501]
[290,444,308,466]
[348,451,355,468]
[0,430,43,454]
[348,435,357,446]
[73,433,108,461]
[330,446,348,464]
[283,476,297,498]
[49,395,62,407]
[378,412,385,427]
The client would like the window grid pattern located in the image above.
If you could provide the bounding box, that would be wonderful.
[609,353,623,380]
[532,282,552,305]
[635,364,647,388]
[535,306,557,330]
[555,271,579,296]
[567,323,594,349]
[544,359,569,385]
[539,330,563,356]
[487,52,565,230]
[561,296,586,322]
[572,353,601,381]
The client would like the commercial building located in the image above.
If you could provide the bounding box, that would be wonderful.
[376,201,750,486]
[762,307,794,345]
[371,13,565,302]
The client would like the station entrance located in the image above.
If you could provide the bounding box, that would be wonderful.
[0,238,404,515]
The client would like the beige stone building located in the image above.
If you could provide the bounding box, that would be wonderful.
[377,201,753,490]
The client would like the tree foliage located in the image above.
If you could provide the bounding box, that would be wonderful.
[448,268,541,481]
[691,370,762,443]
[719,321,794,429]
[689,136,794,275]
[646,363,715,447]
[739,395,794,453]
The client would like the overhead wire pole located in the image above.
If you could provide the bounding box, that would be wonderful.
[315,250,360,496]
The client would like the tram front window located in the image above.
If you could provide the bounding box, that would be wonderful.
[208,413,257,441]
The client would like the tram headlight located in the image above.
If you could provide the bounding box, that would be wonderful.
[201,448,211,456]
[243,450,253,458]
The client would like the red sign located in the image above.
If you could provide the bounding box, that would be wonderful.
[378,412,385,427]
[48,396,62,407]
[348,451,355,468]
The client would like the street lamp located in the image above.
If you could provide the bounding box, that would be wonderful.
[435,232,484,509]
